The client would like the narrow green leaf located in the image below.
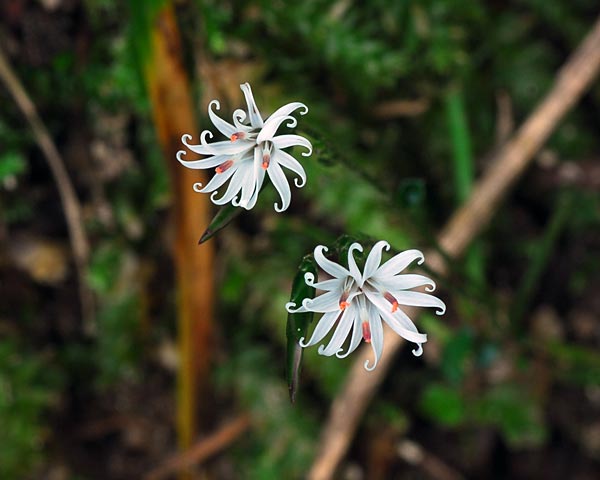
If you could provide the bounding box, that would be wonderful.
[286,255,317,403]
[198,203,243,243]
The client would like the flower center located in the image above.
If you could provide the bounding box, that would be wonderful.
[383,291,399,312]
[215,159,234,174]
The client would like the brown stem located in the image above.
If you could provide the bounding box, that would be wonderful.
[143,3,216,467]
[0,46,94,331]
[144,414,251,480]
[308,15,600,480]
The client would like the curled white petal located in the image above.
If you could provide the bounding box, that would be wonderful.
[274,149,307,188]
[314,245,351,279]
[267,161,291,212]
[240,82,264,128]
[363,241,390,281]
[347,243,364,284]
[272,134,313,157]
[267,101,308,121]
[364,305,384,371]
[375,249,425,278]
[299,311,339,348]
[392,291,446,315]
[257,115,298,143]
[208,100,236,137]
[318,305,354,356]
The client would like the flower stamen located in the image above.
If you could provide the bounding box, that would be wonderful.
[230,132,245,142]
[362,321,371,343]
[384,291,399,313]
[262,153,271,170]
[215,160,234,174]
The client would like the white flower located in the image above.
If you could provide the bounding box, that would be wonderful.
[177,83,312,211]
[286,241,446,371]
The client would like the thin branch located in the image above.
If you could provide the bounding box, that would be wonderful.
[144,414,251,480]
[308,15,600,480]
[397,439,465,480]
[0,46,93,330]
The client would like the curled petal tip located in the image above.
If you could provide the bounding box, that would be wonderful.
[176,150,187,162]
[192,182,204,192]
[208,99,221,110]
[285,301,298,312]
[298,337,308,347]
[412,343,424,357]
[304,272,316,285]
[181,133,192,143]
[294,177,306,188]
[364,359,377,371]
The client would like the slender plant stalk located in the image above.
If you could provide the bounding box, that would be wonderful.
[135,2,215,476]
[444,86,485,285]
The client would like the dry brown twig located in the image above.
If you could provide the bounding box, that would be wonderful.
[308,15,600,480]
[144,414,251,480]
[0,46,94,330]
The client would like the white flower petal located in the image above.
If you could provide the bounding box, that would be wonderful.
[208,100,236,137]
[379,274,436,292]
[363,290,428,346]
[267,101,308,122]
[232,108,251,130]
[240,83,263,128]
[363,241,390,281]
[272,134,313,156]
[193,165,237,193]
[234,148,260,209]
[318,305,355,356]
[314,245,351,279]
[391,291,446,315]
[274,149,307,188]
[375,249,425,278]
[257,115,297,143]
[176,150,230,170]
[336,307,363,359]
[267,161,291,212]
[347,243,363,284]
[304,272,343,292]
[299,311,339,348]
[242,149,266,210]
[210,162,250,205]
[302,291,341,313]
[364,304,384,371]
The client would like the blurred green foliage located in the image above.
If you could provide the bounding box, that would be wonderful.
[0,339,63,479]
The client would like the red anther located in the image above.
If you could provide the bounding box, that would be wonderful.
[384,292,399,312]
[230,132,244,142]
[362,321,371,343]
[262,154,270,170]
[339,301,350,311]
[215,159,234,174]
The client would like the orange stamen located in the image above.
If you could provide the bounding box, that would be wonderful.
[215,159,233,174]
[384,292,399,313]
[362,321,371,343]
[339,301,350,311]
[230,132,244,142]
[262,154,270,170]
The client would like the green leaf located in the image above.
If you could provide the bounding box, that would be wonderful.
[199,203,243,243]
[420,383,466,427]
[0,152,26,181]
[286,255,317,403]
